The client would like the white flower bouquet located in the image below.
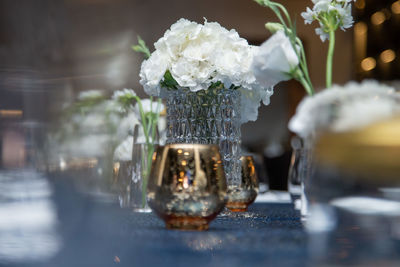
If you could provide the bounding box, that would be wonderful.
[138,18,274,123]
[137,18,285,186]
[289,80,400,138]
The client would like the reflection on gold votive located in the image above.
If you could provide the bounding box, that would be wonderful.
[226,156,259,212]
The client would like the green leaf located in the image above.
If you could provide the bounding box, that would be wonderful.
[160,70,179,90]
[132,36,151,59]
[208,81,223,90]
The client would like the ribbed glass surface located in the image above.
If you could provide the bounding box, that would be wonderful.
[165,88,242,185]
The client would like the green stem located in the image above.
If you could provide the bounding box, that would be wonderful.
[139,97,161,209]
[151,99,162,142]
[134,97,150,144]
[271,5,288,28]
[141,143,154,208]
[299,77,314,96]
[141,144,147,208]
[265,0,315,95]
[274,2,292,28]
[326,30,335,88]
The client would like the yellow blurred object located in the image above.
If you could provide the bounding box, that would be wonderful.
[361,57,376,71]
[315,116,400,180]
[371,11,386,25]
[0,109,23,118]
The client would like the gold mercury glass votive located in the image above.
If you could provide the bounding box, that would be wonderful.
[226,156,259,212]
[147,144,227,230]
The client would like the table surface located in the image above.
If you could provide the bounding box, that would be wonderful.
[2,170,400,267]
[48,184,307,267]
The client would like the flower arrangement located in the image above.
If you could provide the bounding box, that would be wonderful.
[51,88,164,208]
[138,18,274,123]
[253,0,356,92]
[112,89,164,209]
[111,88,163,149]
[52,90,120,157]
[53,89,164,161]
[289,80,400,138]
[252,1,399,138]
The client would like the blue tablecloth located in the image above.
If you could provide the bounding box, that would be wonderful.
[2,171,400,267]
[47,182,307,267]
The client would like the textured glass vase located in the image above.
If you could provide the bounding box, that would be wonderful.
[164,88,242,186]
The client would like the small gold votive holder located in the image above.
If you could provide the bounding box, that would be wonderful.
[147,144,227,230]
[226,156,259,212]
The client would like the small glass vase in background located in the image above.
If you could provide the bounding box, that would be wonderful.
[131,124,159,212]
[288,136,314,217]
[288,136,304,210]
[115,124,158,212]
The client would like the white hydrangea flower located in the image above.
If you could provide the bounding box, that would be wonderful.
[139,18,274,123]
[333,97,397,132]
[301,0,355,42]
[289,80,400,138]
[139,50,169,96]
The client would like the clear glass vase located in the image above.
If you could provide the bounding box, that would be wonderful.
[114,124,158,212]
[288,136,314,217]
[132,123,158,212]
[288,136,305,210]
[164,87,242,187]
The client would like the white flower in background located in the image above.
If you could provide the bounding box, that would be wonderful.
[113,115,167,161]
[79,113,108,132]
[289,80,400,138]
[112,88,137,100]
[78,89,104,101]
[60,134,112,157]
[301,0,354,42]
[113,137,133,161]
[101,99,124,114]
[333,97,398,132]
[251,31,300,89]
[116,111,140,139]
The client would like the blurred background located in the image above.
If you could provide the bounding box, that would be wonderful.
[0,0,399,189]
